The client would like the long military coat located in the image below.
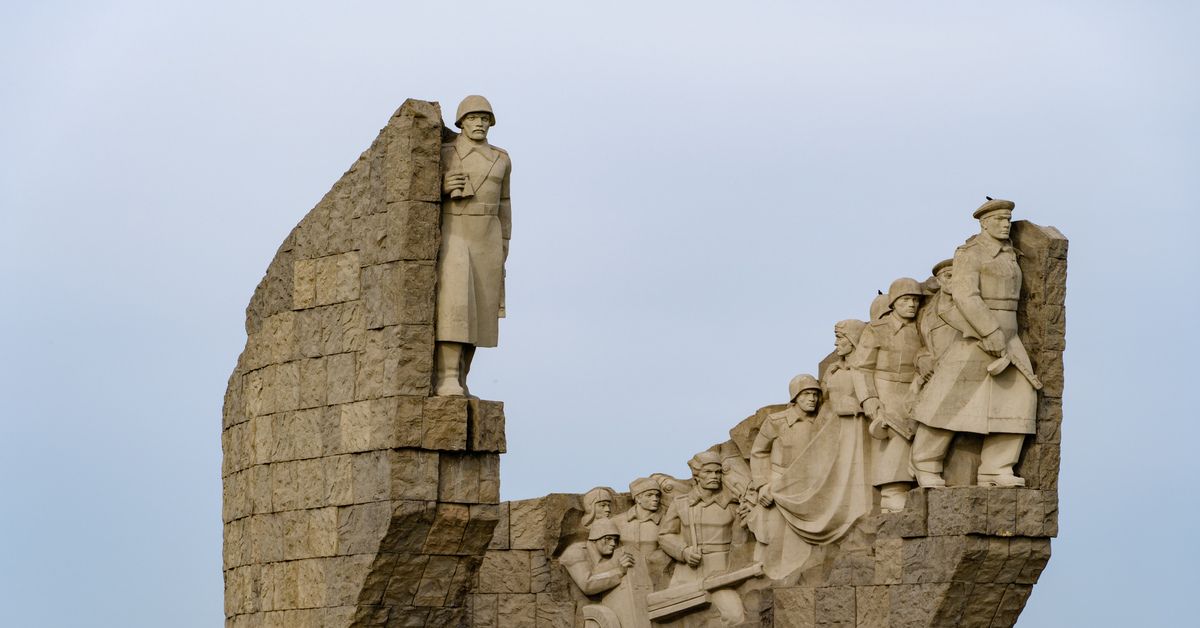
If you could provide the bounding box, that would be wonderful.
[436,135,511,347]
[912,234,1037,434]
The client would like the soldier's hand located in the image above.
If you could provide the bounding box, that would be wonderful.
[758,485,774,507]
[683,547,703,567]
[619,553,636,570]
[863,398,882,420]
[980,329,1006,357]
[442,173,468,194]
[869,417,890,440]
[737,501,753,520]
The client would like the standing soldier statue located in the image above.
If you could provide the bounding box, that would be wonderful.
[435,95,512,397]
[911,198,1042,488]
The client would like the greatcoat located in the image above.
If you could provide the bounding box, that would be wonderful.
[436,134,511,347]
[912,234,1037,435]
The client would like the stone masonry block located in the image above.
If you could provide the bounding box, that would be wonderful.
[383,553,429,607]
[876,488,927,538]
[460,504,501,555]
[478,550,532,594]
[497,593,537,628]
[1015,489,1046,537]
[986,488,1018,537]
[445,555,484,607]
[535,592,574,628]
[902,536,968,584]
[873,538,902,585]
[362,261,436,329]
[423,397,469,451]
[773,587,815,628]
[927,486,987,536]
[995,537,1033,584]
[389,448,440,501]
[385,99,443,204]
[469,400,507,453]
[1044,491,1059,537]
[992,584,1034,628]
[337,501,392,556]
[472,594,499,628]
[360,201,440,266]
[488,502,510,550]
[815,586,855,624]
[413,555,461,606]
[855,586,888,628]
[423,503,471,555]
[379,500,438,554]
[509,495,582,553]
[1040,444,1060,491]
[1036,351,1064,398]
[1017,539,1052,585]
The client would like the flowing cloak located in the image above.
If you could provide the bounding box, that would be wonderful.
[769,362,872,545]
[436,135,511,347]
[913,235,1037,435]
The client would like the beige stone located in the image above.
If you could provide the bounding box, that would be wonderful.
[496,594,536,628]
[873,538,902,585]
[1017,538,1052,585]
[535,592,573,628]
[773,587,815,628]
[337,501,392,556]
[477,550,532,594]
[445,555,484,607]
[1044,491,1059,537]
[459,504,501,555]
[388,449,440,501]
[469,400,507,453]
[926,486,987,536]
[487,502,510,551]
[815,586,855,624]
[360,201,441,266]
[362,261,436,329]
[471,594,498,628]
[423,503,471,555]
[412,555,461,606]
[855,586,888,628]
[379,499,438,554]
[986,488,1018,537]
[422,396,469,451]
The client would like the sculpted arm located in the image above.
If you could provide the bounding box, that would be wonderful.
[850,327,882,418]
[560,545,623,596]
[949,248,999,338]
[748,423,776,491]
[657,500,686,561]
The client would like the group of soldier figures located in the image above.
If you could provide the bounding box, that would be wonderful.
[560,199,1043,628]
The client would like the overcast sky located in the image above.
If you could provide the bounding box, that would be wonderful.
[1,2,1197,626]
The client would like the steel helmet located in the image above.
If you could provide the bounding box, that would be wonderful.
[887,277,923,306]
[455,95,495,128]
[587,518,620,541]
[788,374,821,401]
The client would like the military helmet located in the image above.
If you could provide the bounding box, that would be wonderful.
[834,319,867,347]
[588,518,620,541]
[455,95,495,128]
[788,374,821,401]
[869,292,891,321]
[887,277,924,306]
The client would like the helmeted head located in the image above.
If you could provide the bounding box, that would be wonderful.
[887,277,923,320]
[582,486,615,526]
[869,292,891,321]
[587,518,621,556]
[455,95,495,128]
[974,198,1014,240]
[788,373,821,401]
[834,319,866,357]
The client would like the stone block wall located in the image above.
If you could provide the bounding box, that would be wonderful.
[222,100,505,628]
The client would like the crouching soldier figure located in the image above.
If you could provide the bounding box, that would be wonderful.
[561,519,642,628]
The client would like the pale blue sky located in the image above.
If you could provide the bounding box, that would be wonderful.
[1,1,1197,626]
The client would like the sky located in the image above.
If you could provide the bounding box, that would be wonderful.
[1,1,1197,626]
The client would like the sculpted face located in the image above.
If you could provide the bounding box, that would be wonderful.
[635,490,661,512]
[935,267,953,290]
[981,213,1012,240]
[594,500,612,519]
[834,331,854,356]
[595,535,618,557]
[695,463,724,491]
[796,389,820,413]
[894,295,920,319]
[461,112,492,141]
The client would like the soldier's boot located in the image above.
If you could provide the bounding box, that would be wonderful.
[977,433,1027,487]
[879,482,911,513]
[434,342,466,396]
[460,343,479,400]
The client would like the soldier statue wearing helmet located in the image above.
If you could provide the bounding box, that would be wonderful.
[910,199,1042,488]
[850,277,925,512]
[435,95,512,397]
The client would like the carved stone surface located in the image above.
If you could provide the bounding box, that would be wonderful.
[464,212,1065,628]
[222,99,503,628]
[224,98,1066,628]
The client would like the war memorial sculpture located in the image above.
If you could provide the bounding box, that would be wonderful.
[222,98,1066,628]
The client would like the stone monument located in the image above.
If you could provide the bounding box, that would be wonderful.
[223,99,1066,628]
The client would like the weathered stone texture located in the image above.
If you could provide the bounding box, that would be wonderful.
[223,100,502,628]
